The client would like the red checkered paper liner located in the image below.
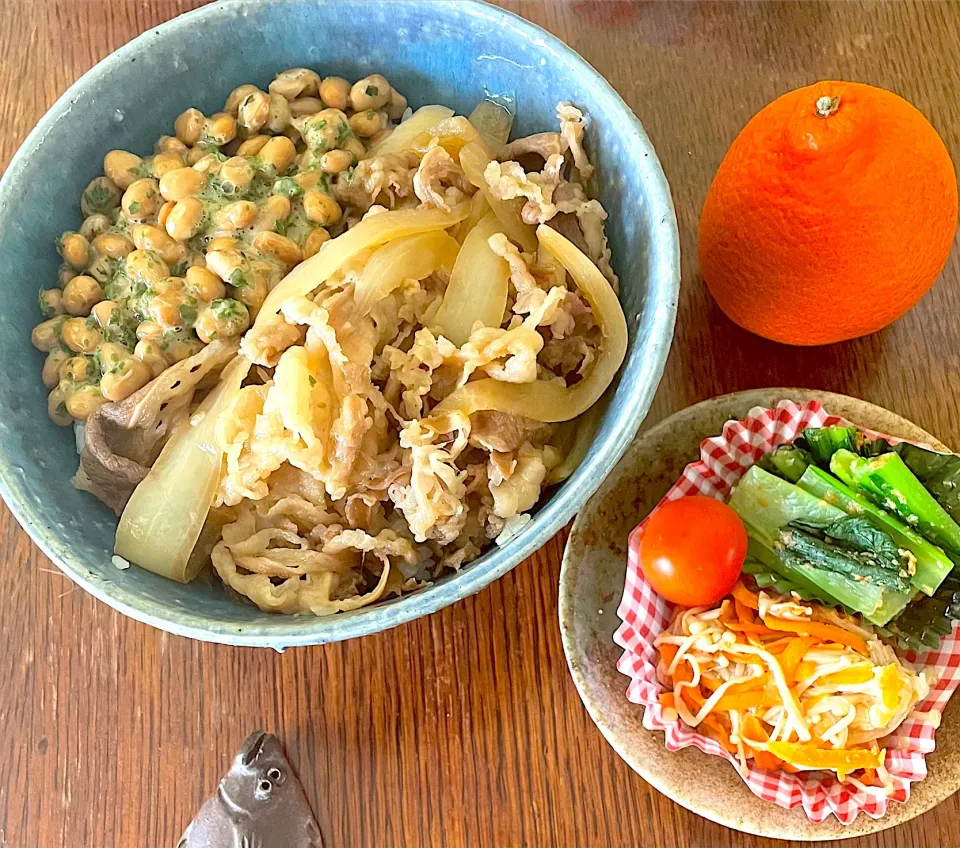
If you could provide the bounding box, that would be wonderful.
[613,399,960,825]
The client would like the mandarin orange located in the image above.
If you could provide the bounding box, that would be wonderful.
[699,81,958,345]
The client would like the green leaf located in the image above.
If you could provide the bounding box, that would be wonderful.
[897,442,960,526]
[757,444,812,483]
[38,289,55,318]
[878,575,960,651]
[729,465,845,543]
[210,298,245,320]
[820,517,905,571]
[273,177,302,198]
[833,449,960,559]
[801,426,858,468]
[178,299,198,327]
[777,525,911,592]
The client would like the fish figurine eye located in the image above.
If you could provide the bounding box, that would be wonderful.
[256,778,273,799]
[266,766,285,785]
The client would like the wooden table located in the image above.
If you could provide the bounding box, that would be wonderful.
[1,1,959,846]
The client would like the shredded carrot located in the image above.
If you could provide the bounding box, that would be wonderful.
[731,581,760,610]
[672,660,693,685]
[727,621,777,635]
[714,686,781,712]
[702,714,736,752]
[701,674,727,693]
[734,597,755,623]
[727,674,770,693]
[743,716,782,772]
[724,653,771,669]
[680,684,706,710]
[764,637,795,654]
[752,749,783,770]
[779,636,817,684]
[763,616,869,655]
[655,586,923,786]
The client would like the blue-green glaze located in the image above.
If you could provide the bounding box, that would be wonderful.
[0,0,679,647]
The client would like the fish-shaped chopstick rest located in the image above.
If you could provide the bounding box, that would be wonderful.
[178,730,323,848]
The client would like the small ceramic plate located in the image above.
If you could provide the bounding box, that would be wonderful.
[559,389,960,840]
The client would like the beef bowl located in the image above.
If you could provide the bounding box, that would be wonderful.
[0,0,678,646]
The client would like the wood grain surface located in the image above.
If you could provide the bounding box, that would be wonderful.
[0,2,958,846]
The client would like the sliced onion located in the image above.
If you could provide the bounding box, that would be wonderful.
[353,231,459,317]
[434,213,509,345]
[468,99,515,154]
[366,105,455,158]
[432,224,627,423]
[114,356,251,583]
[256,204,469,326]
[546,405,602,485]
[409,116,481,160]
[460,140,537,253]
[455,189,491,243]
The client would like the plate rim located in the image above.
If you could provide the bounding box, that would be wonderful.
[559,388,960,840]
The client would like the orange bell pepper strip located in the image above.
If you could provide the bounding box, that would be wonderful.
[740,714,768,745]
[819,665,875,687]
[878,664,902,709]
[658,692,676,710]
[763,616,869,655]
[766,742,884,775]
[731,581,760,610]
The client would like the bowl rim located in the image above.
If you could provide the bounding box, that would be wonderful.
[0,0,680,647]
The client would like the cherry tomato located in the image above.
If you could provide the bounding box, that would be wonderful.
[637,495,747,606]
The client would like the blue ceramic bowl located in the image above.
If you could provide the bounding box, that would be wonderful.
[0,0,679,646]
